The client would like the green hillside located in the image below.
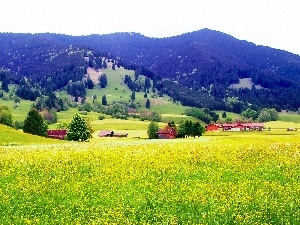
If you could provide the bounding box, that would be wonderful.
[84,67,190,114]
[1,66,300,133]
[0,124,62,145]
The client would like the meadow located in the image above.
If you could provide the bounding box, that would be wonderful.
[1,67,300,224]
[0,125,299,224]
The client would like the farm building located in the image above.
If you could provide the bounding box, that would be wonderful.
[47,130,67,140]
[242,123,265,130]
[98,130,128,137]
[157,126,176,139]
[205,124,223,131]
[206,123,265,132]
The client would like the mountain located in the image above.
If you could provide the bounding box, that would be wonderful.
[1,29,300,112]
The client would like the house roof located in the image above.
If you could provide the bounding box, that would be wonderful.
[157,127,175,134]
[206,123,265,128]
[47,130,67,135]
[98,130,113,137]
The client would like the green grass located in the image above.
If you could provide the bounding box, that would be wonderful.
[0,124,62,145]
[214,110,241,120]
[265,121,300,130]
[85,67,135,104]
[278,112,300,123]
[85,68,190,114]
[161,113,204,124]
[91,118,163,131]
[0,85,34,122]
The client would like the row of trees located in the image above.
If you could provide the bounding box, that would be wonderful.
[241,108,279,122]
[22,108,91,141]
[147,120,206,139]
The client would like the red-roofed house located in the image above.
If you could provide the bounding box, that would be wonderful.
[47,130,67,140]
[205,124,223,131]
[157,126,176,139]
[205,123,265,132]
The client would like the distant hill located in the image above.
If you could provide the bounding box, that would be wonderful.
[1,29,300,112]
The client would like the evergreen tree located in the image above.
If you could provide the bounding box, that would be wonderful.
[146,99,150,108]
[147,121,159,139]
[102,59,107,69]
[222,111,227,118]
[0,70,9,92]
[102,95,107,105]
[85,76,94,89]
[99,74,108,88]
[23,108,48,136]
[131,91,135,101]
[67,113,91,141]
[144,77,151,89]
[92,95,97,103]
[1,78,9,92]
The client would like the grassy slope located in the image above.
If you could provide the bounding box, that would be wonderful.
[0,124,62,145]
[278,112,300,123]
[0,85,33,121]
[85,67,190,115]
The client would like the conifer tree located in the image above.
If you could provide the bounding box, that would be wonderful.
[23,108,48,136]
[146,99,150,108]
[102,95,107,105]
[67,113,91,141]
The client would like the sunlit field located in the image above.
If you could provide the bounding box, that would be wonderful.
[0,129,299,224]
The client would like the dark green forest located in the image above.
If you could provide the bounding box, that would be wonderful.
[1,29,300,113]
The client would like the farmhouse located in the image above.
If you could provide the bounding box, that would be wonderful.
[157,126,176,139]
[205,124,223,131]
[205,123,265,132]
[47,130,67,140]
[98,130,128,137]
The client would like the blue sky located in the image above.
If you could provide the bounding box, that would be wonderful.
[1,0,299,55]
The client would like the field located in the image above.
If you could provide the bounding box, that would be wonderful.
[1,67,300,223]
[0,125,299,224]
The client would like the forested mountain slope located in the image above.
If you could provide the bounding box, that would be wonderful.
[1,29,300,112]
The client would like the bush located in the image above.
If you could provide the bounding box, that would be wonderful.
[14,120,24,129]
[147,121,159,139]
[98,115,105,120]
[40,109,57,124]
[0,105,13,127]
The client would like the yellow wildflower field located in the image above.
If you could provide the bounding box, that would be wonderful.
[0,132,299,224]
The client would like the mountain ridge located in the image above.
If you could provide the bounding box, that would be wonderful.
[1,29,300,112]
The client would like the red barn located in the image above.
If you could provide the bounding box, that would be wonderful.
[47,130,67,140]
[157,126,176,139]
[205,124,222,131]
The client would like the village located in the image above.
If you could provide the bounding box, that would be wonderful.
[47,122,266,140]
[205,122,265,132]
